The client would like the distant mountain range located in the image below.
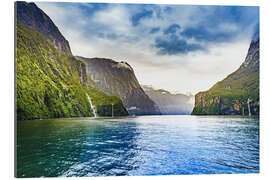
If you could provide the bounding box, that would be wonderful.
[142,85,194,115]
[192,30,259,115]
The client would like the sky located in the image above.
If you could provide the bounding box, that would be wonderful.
[36,2,259,95]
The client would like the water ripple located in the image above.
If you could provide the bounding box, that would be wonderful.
[17,115,259,177]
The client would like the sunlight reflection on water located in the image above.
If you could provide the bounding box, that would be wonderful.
[17,115,259,177]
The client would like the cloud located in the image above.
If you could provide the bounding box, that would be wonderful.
[154,34,204,55]
[150,27,160,34]
[180,26,234,43]
[36,2,259,56]
[179,6,259,44]
[163,24,181,35]
[131,9,153,26]
[91,5,132,34]
[35,2,259,94]
[153,23,204,55]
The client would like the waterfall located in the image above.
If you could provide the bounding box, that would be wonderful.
[247,98,251,116]
[112,104,114,117]
[86,94,97,118]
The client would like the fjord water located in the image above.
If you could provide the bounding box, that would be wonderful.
[16,115,259,177]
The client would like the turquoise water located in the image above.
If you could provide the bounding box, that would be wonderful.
[16,115,259,177]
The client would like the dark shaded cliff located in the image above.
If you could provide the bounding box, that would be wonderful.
[76,56,161,115]
[192,32,259,115]
[143,85,194,115]
[16,1,72,54]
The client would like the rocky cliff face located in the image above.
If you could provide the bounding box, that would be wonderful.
[143,85,194,115]
[16,2,128,120]
[16,1,72,54]
[76,57,161,115]
[192,32,259,115]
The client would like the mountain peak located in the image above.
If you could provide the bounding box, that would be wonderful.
[16,1,72,54]
[252,23,259,42]
[243,29,259,68]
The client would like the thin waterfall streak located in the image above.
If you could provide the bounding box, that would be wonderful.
[112,104,114,117]
[87,94,97,117]
[247,98,251,116]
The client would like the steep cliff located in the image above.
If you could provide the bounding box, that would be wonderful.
[16,1,72,54]
[143,85,194,115]
[76,57,161,115]
[192,32,259,115]
[16,2,128,120]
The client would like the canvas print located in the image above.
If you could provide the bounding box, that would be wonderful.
[15,1,259,178]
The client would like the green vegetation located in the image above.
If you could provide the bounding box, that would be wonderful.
[208,63,259,101]
[192,47,259,115]
[16,21,128,120]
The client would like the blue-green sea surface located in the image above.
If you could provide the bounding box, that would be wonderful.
[16,115,259,177]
